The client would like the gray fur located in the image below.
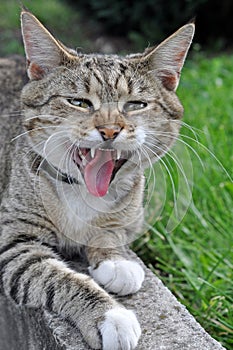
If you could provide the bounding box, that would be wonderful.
[0,10,194,350]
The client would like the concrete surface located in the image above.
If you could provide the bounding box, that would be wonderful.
[0,252,226,350]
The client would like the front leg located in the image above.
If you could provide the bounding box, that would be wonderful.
[86,233,145,296]
[0,230,141,350]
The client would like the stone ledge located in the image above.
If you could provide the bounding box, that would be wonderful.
[0,251,226,350]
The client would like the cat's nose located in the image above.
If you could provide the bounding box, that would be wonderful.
[97,125,122,141]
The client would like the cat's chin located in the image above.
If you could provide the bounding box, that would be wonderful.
[72,147,130,197]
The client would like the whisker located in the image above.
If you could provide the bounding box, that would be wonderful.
[143,144,179,216]
[172,119,204,139]
[145,131,204,169]
[42,130,69,159]
[36,138,75,198]
[145,139,193,201]
[56,142,83,207]
[0,111,23,117]
[16,139,44,168]
[11,125,67,142]
[24,114,68,122]
[146,129,231,180]
[11,112,75,142]
[140,148,156,204]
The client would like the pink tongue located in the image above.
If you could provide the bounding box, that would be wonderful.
[84,150,114,197]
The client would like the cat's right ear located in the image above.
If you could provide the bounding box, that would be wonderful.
[21,10,73,80]
[142,23,195,91]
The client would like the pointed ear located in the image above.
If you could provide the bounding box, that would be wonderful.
[21,10,72,80]
[145,23,195,91]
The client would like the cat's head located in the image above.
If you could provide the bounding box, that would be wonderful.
[21,10,194,198]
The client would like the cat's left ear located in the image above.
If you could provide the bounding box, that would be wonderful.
[21,10,75,80]
[144,23,195,91]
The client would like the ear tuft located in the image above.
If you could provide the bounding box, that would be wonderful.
[155,69,180,91]
[28,62,46,80]
[21,10,70,80]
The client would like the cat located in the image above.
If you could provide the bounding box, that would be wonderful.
[0,9,194,350]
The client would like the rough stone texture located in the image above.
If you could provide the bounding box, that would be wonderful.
[0,57,226,349]
[0,252,226,350]
[0,57,27,201]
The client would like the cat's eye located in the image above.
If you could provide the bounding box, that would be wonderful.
[124,101,148,113]
[68,98,93,110]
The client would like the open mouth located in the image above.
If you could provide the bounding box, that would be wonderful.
[72,147,128,197]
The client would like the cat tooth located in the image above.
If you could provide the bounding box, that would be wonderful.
[90,148,95,158]
[82,158,87,167]
[116,149,121,160]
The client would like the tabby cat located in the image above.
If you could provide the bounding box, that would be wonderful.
[0,9,194,350]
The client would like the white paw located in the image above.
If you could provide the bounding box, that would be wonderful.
[100,307,141,350]
[89,260,144,296]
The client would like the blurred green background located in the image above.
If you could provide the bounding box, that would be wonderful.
[0,0,233,56]
[0,1,232,349]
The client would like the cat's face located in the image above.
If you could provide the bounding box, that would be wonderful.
[21,11,194,197]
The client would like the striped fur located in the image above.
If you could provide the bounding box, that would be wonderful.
[0,10,194,350]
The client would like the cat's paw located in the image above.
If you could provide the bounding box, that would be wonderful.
[100,307,141,350]
[89,260,144,296]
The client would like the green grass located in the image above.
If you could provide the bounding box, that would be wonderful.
[133,54,233,349]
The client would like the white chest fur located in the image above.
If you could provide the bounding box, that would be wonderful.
[40,168,144,247]
[55,180,128,244]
